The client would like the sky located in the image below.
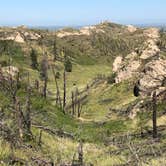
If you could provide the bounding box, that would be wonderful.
[0,0,165,26]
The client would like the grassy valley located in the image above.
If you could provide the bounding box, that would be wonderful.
[0,22,166,166]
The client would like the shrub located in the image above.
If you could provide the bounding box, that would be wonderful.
[107,73,116,84]
[55,71,61,79]
[30,48,38,70]
[65,58,72,72]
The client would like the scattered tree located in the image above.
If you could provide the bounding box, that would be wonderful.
[53,36,58,61]
[152,91,157,138]
[51,65,62,109]
[64,57,72,72]
[40,53,48,98]
[30,48,38,70]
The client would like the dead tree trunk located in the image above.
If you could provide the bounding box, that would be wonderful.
[43,77,47,99]
[35,79,39,91]
[75,88,78,116]
[78,140,83,166]
[77,100,83,118]
[152,91,157,138]
[51,66,62,109]
[71,91,75,116]
[63,70,66,114]
[40,53,48,99]
[25,86,32,138]
[38,130,42,147]
[15,98,23,142]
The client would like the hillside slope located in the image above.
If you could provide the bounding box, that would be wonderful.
[0,22,166,166]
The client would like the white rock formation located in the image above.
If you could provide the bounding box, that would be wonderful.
[114,27,161,83]
[115,60,141,83]
[138,58,166,97]
[2,66,19,77]
[0,30,41,43]
[113,56,123,72]
[127,25,137,33]
[57,26,105,38]
[14,32,25,43]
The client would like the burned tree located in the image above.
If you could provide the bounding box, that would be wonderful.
[24,73,32,140]
[40,53,48,98]
[15,98,24,142]
[34,79,40,91]
[78,140,83,166]
[71,91,75,116]
[62,48,73,114]
[62,49,67,114]
[72,140,84,166]
[51,65,62,109]
[152,91,157,138]
[63,69,66,114]
[30,48,38,70]
[53,36,58,61]
[64,57,72,72]
[70,87,83,118]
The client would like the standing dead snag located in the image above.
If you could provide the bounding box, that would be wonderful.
[34,79,39,91]
[71,91,75,116]
[78,140,83,166]
[51,65,62,109]
[62,48,67,114]
[63,70,66,114]
[25,73,32,140]
[25,87,31,133]
[53,36,58,61]
[8,66,20,105]
[38,130,43,147]
[72,140,84,166]
[70,87,83,118]
[40,53,48,99]
[43,76,48,98]
[152,91,157,138]
[77,100,83,118]
[15,98,23,142]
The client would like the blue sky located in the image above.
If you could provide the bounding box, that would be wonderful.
[0,0,165,26]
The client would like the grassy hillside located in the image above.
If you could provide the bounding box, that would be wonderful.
[0,23,166,166]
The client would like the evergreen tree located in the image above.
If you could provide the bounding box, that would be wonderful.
[53,36,57,61]
[40,54,48,98]
[40,55,48,81]
[65,57,72,72]
[30,48,38,70]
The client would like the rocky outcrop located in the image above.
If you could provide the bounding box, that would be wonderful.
[57,25,105,38]
[113,27,166,118]
[23,31,41,40]
[113,27,161,85]
[1,66,19,78]
[136,58,166,97]
[140,39,160,59]
[0,29,41,43]
[127,25,137,33]
[115,59,141,83]
[112,56,123,72]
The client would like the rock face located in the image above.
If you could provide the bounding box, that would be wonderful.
[137,58,166,97]
[113,56,123,72]
[140,39,160,60]
[112,27,166,118]
[1,66,19,77]
[115,59,141,83]
[0,29,41,43]
[113,27,161,86]
[56,25,105,38]
[14,32,25,43]
[127,25,137,33]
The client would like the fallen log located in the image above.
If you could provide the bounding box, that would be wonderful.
[31,157,54,166]
[32,124,74,139]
